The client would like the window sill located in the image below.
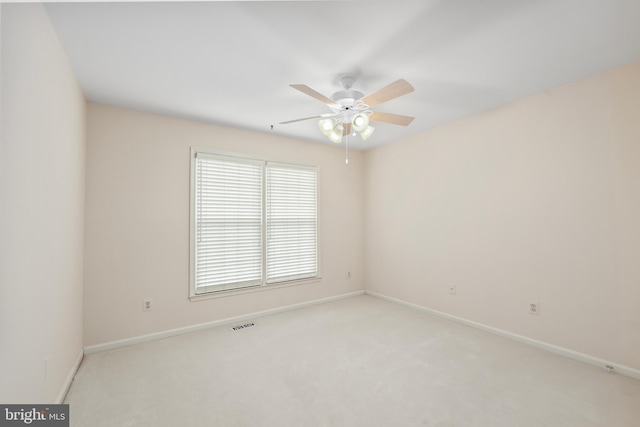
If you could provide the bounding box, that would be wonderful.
[189,277,322,302]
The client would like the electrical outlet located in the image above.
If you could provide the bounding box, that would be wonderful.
[529,302,540,315]
[449,286,456,295]
[143,300,152,312]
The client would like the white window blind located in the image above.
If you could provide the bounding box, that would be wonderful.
[194,154,263,293]
[191,151,318,296]
[266,164,318,284]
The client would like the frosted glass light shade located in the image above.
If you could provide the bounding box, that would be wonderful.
[359,125,375,141]
[352,113,369,132]
[329,126,343,143]
[318,118,335,136]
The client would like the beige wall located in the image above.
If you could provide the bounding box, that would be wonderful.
[364,61,640,371]
[83,104,365,346]
[0,4,86,402]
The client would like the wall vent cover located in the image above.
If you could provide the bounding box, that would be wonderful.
[232,322,255,331]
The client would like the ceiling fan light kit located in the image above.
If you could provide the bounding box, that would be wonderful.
[280,75,415,144]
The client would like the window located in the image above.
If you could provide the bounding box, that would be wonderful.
[190,151,318,296]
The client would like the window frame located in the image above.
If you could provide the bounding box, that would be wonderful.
[189,148,321,300]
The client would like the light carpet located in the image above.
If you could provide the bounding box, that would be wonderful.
[65,295,640,426]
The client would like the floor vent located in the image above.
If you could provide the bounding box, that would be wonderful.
[232,322,255,331]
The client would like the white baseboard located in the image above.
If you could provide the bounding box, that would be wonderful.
[84,290,365,355]
[56,347,83,404]
[365,290,640,381]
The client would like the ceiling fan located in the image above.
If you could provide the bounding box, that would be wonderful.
[279,76,415,143]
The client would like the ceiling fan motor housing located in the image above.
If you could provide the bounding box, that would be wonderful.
[332,75,364,110]
[332,89,365,109]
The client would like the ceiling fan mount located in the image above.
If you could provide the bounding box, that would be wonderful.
[331,75,364,105]
[280,75,415,143]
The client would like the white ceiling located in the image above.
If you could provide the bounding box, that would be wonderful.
[44,0,640,150]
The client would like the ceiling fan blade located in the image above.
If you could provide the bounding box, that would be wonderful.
[279,115,322,125]
[342,122,352,136]
[290,84,335,105]
[360,79,414,107]
[369,111,415,126]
